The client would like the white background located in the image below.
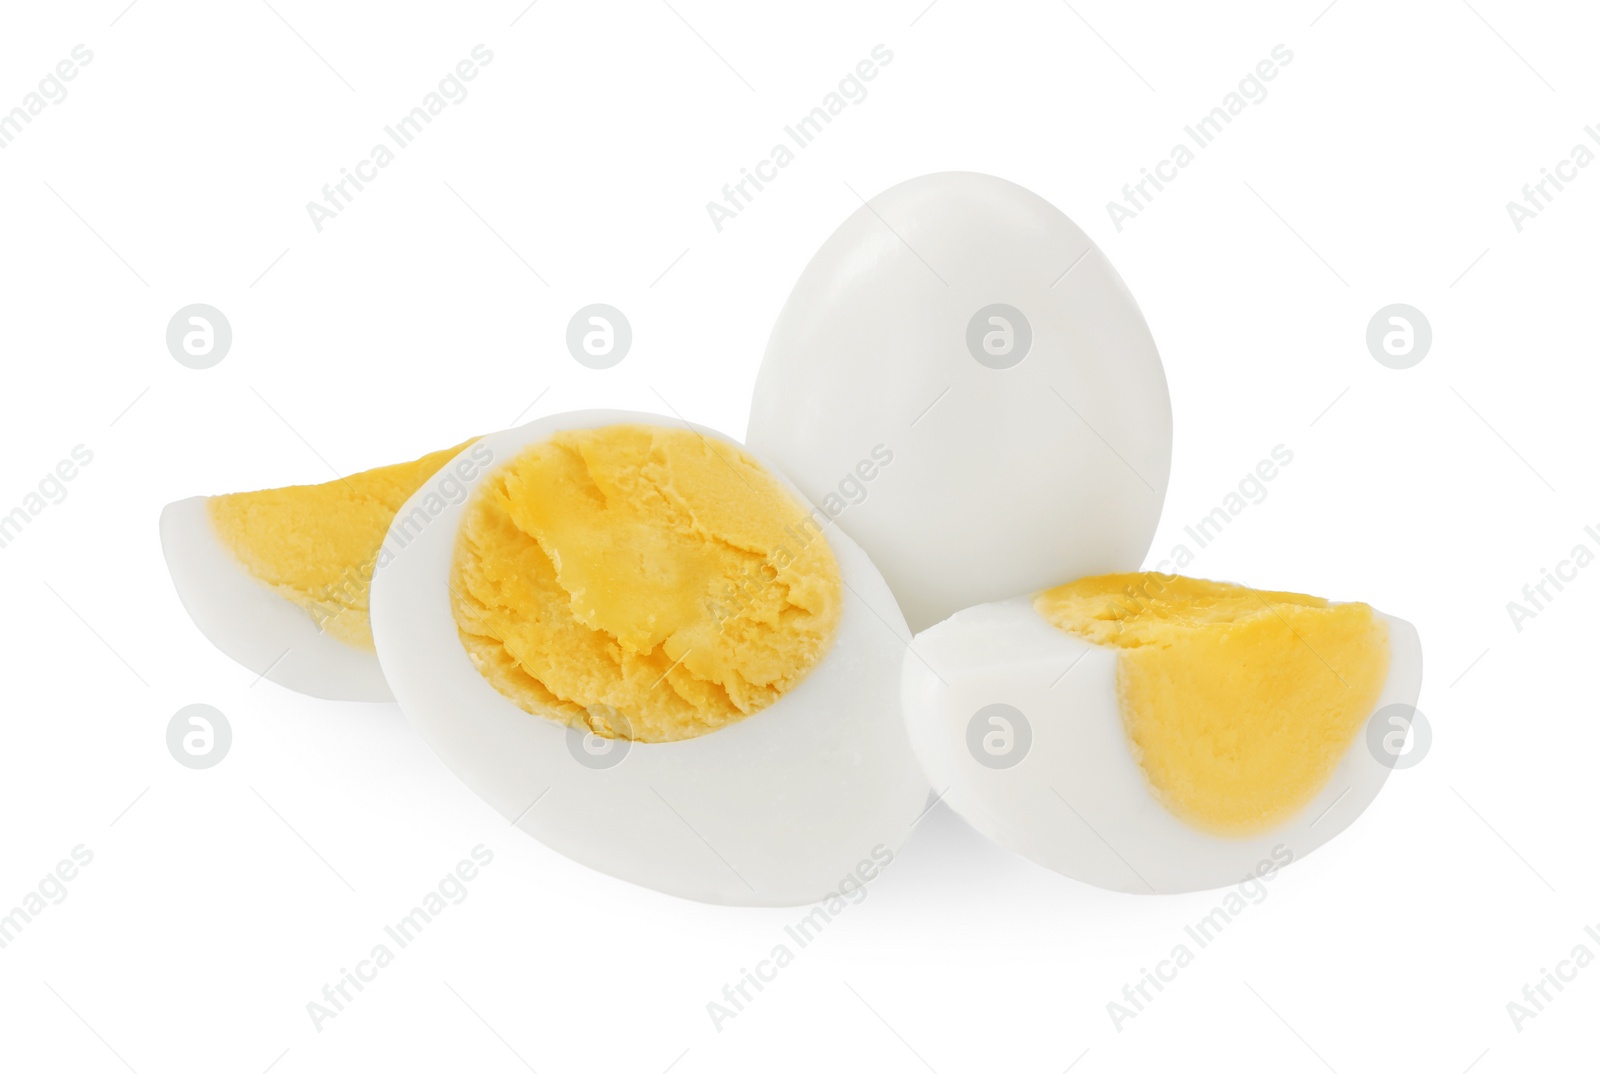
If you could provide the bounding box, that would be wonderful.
[2,0,1596,1070]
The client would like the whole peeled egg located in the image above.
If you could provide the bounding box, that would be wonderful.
[748,172,1172,631]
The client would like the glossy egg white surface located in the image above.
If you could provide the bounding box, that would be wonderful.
[901,595,1424,894]
[160,495,394,702]
[749,171,1173,632]
[369,409,929,907]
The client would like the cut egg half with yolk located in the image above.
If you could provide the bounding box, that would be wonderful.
[369,410,929,907]
[159,438,483,702]
[901,573,1423,894]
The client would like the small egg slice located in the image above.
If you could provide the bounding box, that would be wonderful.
[369,410,928,906]
[901,573,1423,894]
[160,439,484,702]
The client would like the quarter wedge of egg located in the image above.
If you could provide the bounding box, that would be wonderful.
[749,171,1172,632]
[369,410,928,906]
[901,573,1423,893]
[160,438,484,702]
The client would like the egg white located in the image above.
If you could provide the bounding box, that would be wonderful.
[159,495,394,702]
[901,595,1424,894]
[369,409,929,907]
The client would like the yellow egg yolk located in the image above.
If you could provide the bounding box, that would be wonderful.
[450,424,842,744]
[207,439,478,651]
[1035,573,1389,836]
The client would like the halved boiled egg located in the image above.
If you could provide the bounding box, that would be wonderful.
[160,438,485,701]
[369,410,928,906]
[901,573,1423,893]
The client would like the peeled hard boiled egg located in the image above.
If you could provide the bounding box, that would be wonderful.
[160,438,485,702]
[748,171,1172,632]
[369,410,928,906]
[901,573,1423,894]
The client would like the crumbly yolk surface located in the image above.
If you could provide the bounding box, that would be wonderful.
[1035,573,1389,836]
[208,440,476,651]
[450,424,842,744]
